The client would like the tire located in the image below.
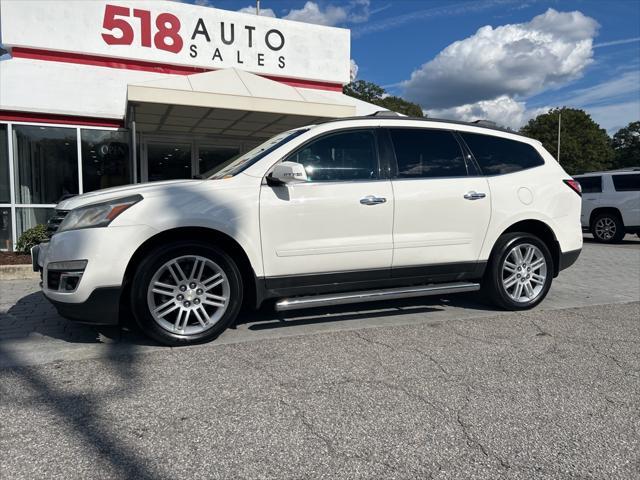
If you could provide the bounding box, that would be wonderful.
[481,232,553,311]
[130,241,243,346]
[591,212,625,243]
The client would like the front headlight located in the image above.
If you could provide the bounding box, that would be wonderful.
[57,195,142,233]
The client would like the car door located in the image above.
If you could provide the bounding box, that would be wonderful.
[260,129,394,288]
[386,127,491,277]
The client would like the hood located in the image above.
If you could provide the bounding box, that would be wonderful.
[57,179,207,210]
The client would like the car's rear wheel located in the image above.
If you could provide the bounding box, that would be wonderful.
[130,242,243,346]
[482,232,553,310]
[591,212,625,243]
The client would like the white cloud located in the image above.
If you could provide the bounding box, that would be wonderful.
[426,95,548,129]
[284,1,370,26]
[350,59,359,81]
[402,8,599,110]
[237,1,369,25]
[594,37,640,48]
[237,5,277,17]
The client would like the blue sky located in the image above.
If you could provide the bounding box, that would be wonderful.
[190,0,639,133]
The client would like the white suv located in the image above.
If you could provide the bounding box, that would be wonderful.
[574,170,640,243]
[32,116,583,345]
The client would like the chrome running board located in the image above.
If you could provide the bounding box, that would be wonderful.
[274,282,480,312]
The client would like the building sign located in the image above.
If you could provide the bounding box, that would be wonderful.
[0,0,351,85]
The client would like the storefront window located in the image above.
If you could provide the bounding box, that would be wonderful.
[16,207,54,240]
[81,129,131,192]
[13,125,78,204]
[0,208,11,251]
[147,143,192,181]
[0,124,10,203]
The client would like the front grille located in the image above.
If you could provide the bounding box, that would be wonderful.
[47,209,70,238]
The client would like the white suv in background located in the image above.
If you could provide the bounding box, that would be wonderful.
[32,115,583,346]
[574,169,640,243]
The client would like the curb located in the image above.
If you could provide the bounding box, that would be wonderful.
[0,264,40,281]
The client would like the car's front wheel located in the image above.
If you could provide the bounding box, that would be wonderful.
[482,232,553,310]
[130,241,243,346]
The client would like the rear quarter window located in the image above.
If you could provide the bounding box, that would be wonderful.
[576,176,602,193]
[460,132,545,175]
[612,173,640,192]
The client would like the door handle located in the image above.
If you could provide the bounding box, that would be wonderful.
[360,195,387,205]
[464,191,486,200]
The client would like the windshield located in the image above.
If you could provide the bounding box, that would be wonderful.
[205,128,309,179]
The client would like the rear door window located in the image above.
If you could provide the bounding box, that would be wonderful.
[576,176,602,193]
[612,174,640,192]
[460,132,544,175]
[389,128,468,178]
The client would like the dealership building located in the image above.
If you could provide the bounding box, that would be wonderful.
[0,0,382,251]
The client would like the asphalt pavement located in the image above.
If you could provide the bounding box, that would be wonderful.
[0,235,639,479]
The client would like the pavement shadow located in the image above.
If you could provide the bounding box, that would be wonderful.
[1,290,157,347]
[0,316,160,479]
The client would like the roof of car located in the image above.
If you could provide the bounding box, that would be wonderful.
[317,111,532,139]
[574,168,640,176]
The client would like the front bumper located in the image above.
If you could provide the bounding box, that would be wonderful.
[48,287,122,325]
[32,224,158,324]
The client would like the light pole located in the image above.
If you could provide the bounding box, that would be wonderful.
[557,110,562,162]
[256,0,260,15]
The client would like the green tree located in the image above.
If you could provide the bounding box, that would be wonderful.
[343,80,424,117]
[611,121,640,169]
[343,80,386,103]
[520,108,614,175]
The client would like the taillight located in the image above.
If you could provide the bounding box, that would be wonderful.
[564,179,582,196]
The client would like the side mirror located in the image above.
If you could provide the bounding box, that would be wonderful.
[267,161,308,186]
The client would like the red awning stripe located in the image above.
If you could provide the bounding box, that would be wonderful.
[0,110,124,128]
[11,47,344,92]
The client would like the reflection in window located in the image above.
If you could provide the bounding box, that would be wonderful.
[13,125,78,204]
[389,129,468,178]
[198,146,239,176]
[0,208,11,251]
[82,130,131,192]
[147,143,192,181]
[0,124,9,203]
[461,132,544,175]
[16,207,54,240]
[287,130,378,182]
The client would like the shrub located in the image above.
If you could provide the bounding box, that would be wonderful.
[16,224,48,253]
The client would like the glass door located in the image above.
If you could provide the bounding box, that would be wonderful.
[145,142,192,182]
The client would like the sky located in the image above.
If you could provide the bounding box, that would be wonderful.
[179,0,640,134]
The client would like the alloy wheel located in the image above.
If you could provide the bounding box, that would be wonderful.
[146,255,230,335]
[594,217,616,241]
[501,243,547,303]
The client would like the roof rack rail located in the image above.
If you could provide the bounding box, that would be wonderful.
[319,114,526,138]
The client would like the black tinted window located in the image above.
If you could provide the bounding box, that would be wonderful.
[612,174,640,191]
[461,132,544,175]
[287,130,378,181]
[389,129,467,178]
[576,176,602,193]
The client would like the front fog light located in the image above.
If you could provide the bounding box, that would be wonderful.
[47,260,87,292]
[48,260,88,271]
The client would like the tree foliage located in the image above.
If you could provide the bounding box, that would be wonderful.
[343,80,424,117]
[520,108,614,175]
[611,121,640,169]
